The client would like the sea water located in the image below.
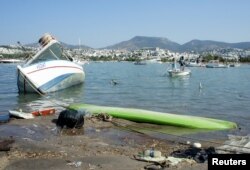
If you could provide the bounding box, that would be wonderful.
[0,62,250,138]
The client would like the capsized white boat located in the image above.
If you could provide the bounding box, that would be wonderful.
[17,34,85,94]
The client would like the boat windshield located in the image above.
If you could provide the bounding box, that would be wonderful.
[28,43,69,65]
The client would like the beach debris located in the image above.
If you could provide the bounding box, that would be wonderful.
[138,149,196,169]
[216,135,250,154]
[9,110,34,119]
[171,146,216,163]
[166,156,196,166]
[57,109,85,129]
[0,138,15,151]
[95,113,113,122]
[66,161,82,168]
[134,154,166,163]
[31,108,56,116]
[144,149,162,158]
[134,149,166,163]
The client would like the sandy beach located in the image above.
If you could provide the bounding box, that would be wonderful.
[0,110,213,170]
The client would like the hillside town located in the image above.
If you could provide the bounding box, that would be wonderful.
[1,44,250,63]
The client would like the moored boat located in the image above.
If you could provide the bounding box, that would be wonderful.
[229,63,241,67]
[206,60,229,68]
[168,57,191,77]
[186,60,205,67]
[168,68,191,77]
[17,34,85,94]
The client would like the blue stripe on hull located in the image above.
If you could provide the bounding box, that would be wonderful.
[39,73,73,92]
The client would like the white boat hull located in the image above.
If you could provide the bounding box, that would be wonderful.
[17,60,84,94]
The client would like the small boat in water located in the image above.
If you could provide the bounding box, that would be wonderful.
[206,60,229,68]
[168,57,191,77]
[17,34,85,94]
[229,63,241,67]
[168,68,191,77]
[186,60,205,67]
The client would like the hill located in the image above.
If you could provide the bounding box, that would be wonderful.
[104,36,181,51]
[181,40,250,52]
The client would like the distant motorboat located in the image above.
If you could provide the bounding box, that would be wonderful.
[206,60,229,68]
[17,33,85,94]
[186,60,205,67]
[168,59,191,77]
[229,63,241,67]
[145,58,162,64]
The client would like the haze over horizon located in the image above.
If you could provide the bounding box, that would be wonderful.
[1,0,250,48]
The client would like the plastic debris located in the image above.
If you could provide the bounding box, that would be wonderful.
[95,113,113,122]
[31,108,56,116]
[171,146,216,163]
[134,149,166,163]
[166,156,196,166]
[57,109,85,128]
[216,135,250,154]
[144,149,162,158]
[9,110,34,119]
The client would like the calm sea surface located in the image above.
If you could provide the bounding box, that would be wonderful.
[1,62,250,138]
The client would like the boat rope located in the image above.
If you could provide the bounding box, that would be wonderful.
[110,118,250,154]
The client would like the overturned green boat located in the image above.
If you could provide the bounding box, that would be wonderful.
[68,104,237,130]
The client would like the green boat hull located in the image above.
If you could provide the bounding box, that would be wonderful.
[68,104,237,130]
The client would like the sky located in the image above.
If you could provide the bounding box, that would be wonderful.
[0,0,250,48]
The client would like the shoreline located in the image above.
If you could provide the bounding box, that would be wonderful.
[0,110,219,170]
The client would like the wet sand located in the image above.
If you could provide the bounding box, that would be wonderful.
[0,112,209,170]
